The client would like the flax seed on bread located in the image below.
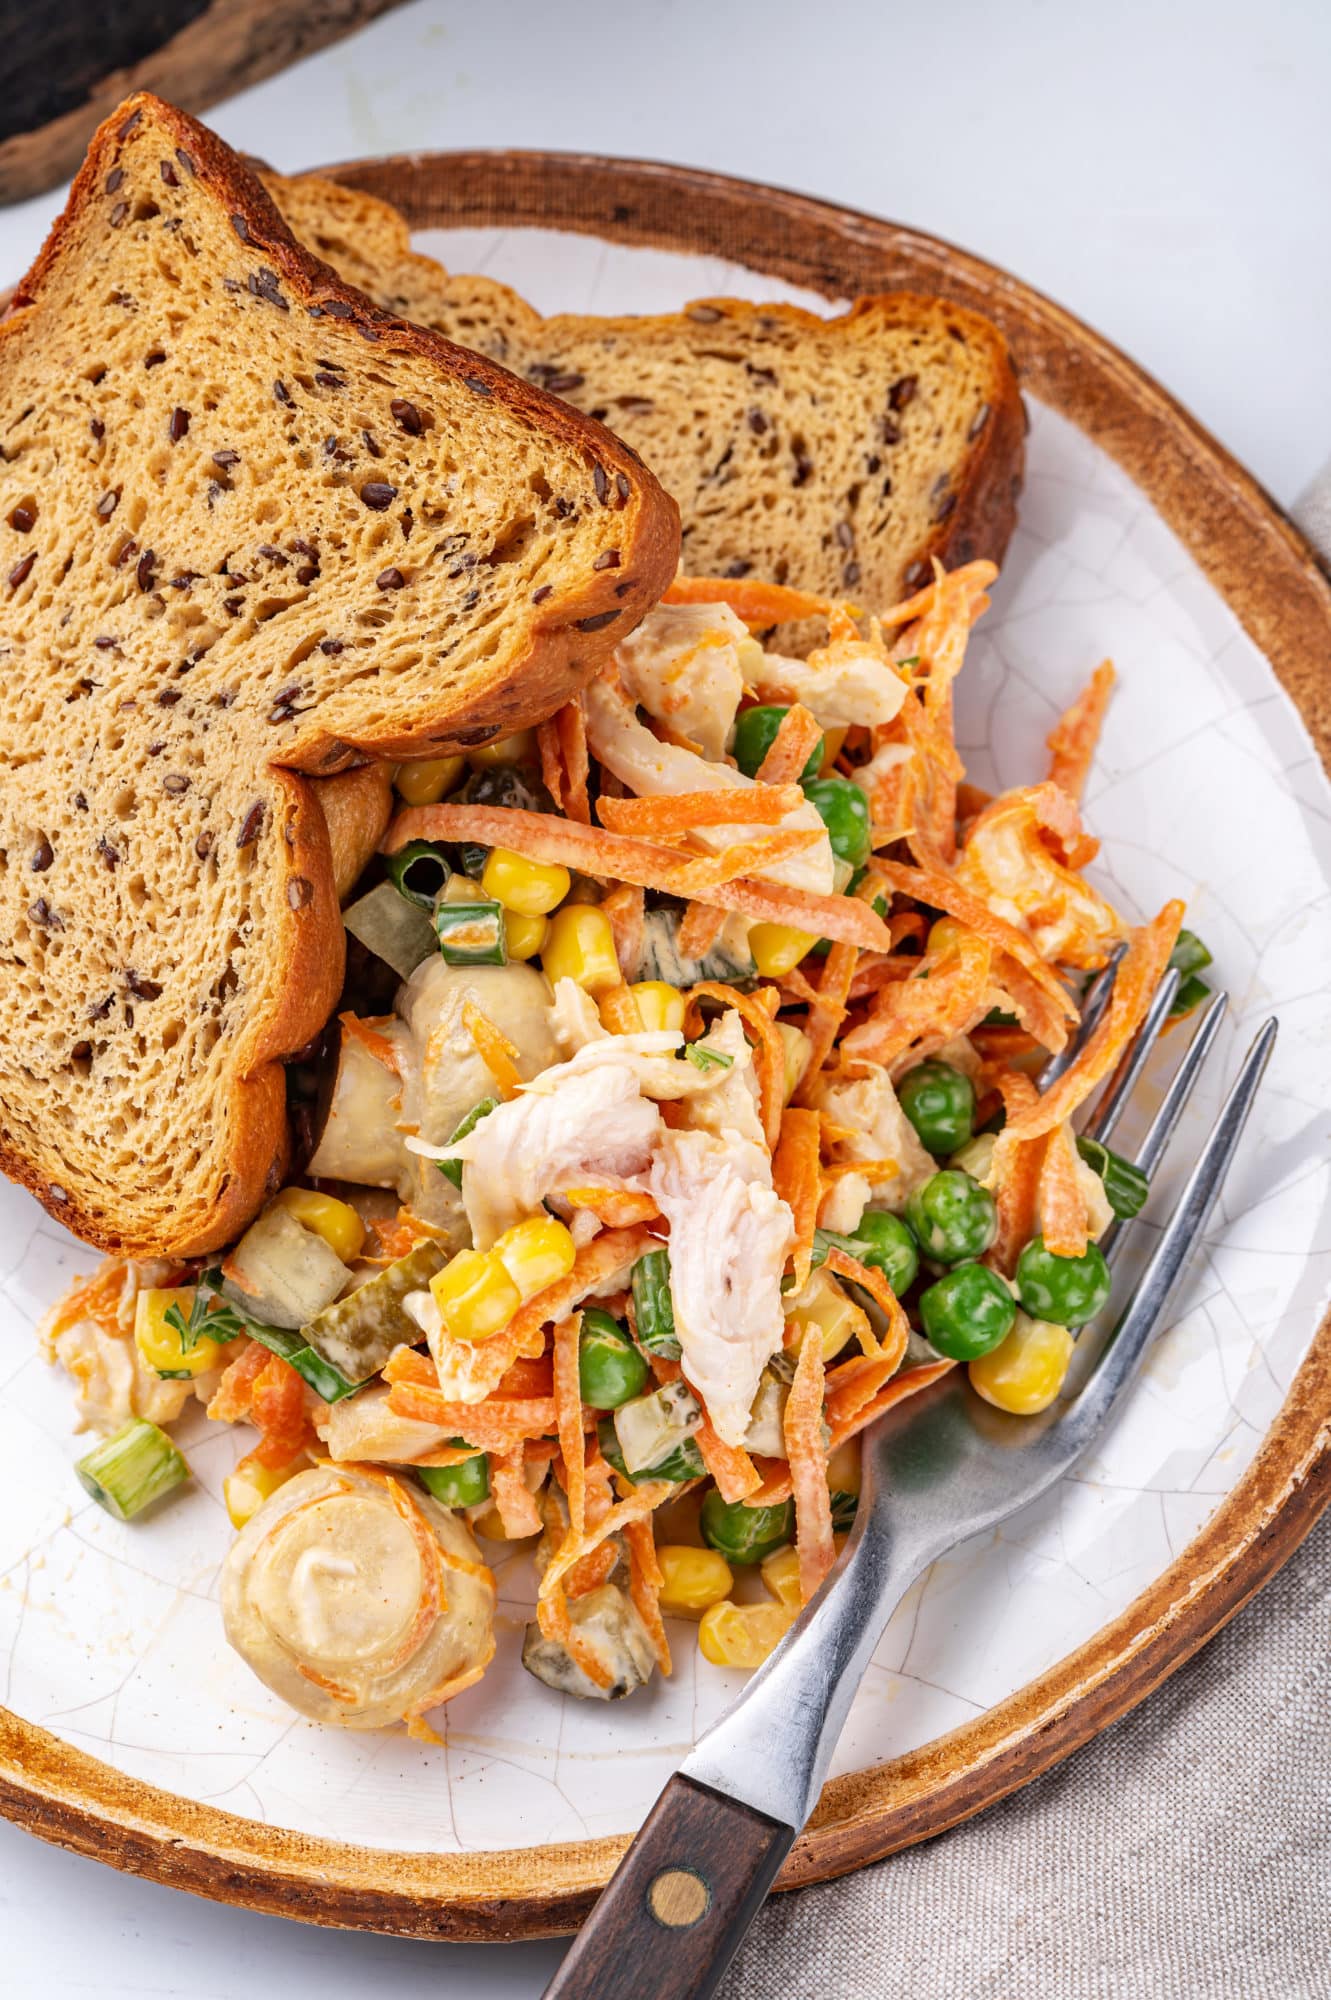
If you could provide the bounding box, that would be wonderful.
[0,97,678,1258]
[261,171,1024,624]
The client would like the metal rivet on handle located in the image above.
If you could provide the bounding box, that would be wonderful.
[647,1867,711,1929]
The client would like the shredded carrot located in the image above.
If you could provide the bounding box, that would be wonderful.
[405,1635,496,1742]
[685,980,786,1148]
[250,1352,316,1467]
[43,1261,133,1342]
[678,899,727,958]
[755,703,824,785]
[820,1246,911,1370]
[538,1582,614,1690]
[623,1517,671,1674]
[366,1206,436,1262]
[820,1157,901,1183]
[793,940,858,1103]
[562,1185,661,1227]
[206,1338,269,1423]
[985,1069,1044,1275]
[557,695,591,825]
[552,1312,586,1541]
[842,926,992,1068]
[536,715,565,812]
[597,784,803,836]
[772,1106,822,1291]
[489,1445,543,1538]
[1047,660,1116,802]
[828,1358,956,1450]
[601,882,645,980]
[663,574,857,631]
[868,859,1077,1014]
[540,1478,674,1600]
[561,1537,619,1600]
[385,1382,559,1447]
[461,1000,523,1100]
[784,1332,835,1603]
[696,1414,762,1504]
[596,983,644,1034]
[1039,1121,1090,1258]
[338,1010,401,1074]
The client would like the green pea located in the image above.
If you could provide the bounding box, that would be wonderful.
[631,1247,681,1359]
[1014,1235,1112,1327]
[733,705,824,784]
[897,1059,976,1158]
[918,1262,1016,1361]
[700,1491,795,1565]
[906,1169,997,1266]
[815,1210,919,1296]
[1076,1136,1149,1220]
[417,1451,490,1508]
[578,1308,649,1409]
[803,776,872,871]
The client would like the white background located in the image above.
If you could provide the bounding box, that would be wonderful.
[1,2,1327,1993]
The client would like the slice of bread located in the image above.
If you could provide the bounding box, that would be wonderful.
[0,97,679,1257]
[261,171,1024,618]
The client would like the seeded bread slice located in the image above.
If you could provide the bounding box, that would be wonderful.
[261,171,1024,617]
[0,97,678,1257]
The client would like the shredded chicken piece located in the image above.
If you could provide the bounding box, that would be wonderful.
[807,1065,936,1226]
[649,1126,794,1446]
[753,635,907,730]
[50,1317,195,1435]
[584,677,834,896]
[613,602,750,761]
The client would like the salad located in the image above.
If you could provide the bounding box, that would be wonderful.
[41,562,1205,1735]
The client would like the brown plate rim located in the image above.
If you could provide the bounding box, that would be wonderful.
[2,147,1328,1941]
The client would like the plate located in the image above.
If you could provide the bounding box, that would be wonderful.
[1,151,1328,1939]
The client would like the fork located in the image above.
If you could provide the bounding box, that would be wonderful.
[543,972,1277,2000]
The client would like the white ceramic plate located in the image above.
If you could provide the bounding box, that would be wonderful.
[2,226,1329,1866]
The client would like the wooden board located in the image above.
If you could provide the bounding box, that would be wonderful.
[0,147,1328,1939]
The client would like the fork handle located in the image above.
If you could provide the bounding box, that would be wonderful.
[542,1774,795,2000]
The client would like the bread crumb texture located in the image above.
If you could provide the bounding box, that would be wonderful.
[0,97,678,1257]
[261,172,1025,634]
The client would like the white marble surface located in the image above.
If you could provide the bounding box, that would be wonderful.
[2,1,1330,1993]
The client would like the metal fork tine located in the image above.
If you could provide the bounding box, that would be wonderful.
[1100,988,1229,1265]
[1037,944,1125,1090]
[1083,964,1181,1143]
[1071,1017,1278,1436]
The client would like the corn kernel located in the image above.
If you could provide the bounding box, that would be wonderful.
[482,846,571,916]
[927,916,969,956]
[785,1268,868,1362]
[657,1544,733,1617]
[430,1249,521,1343]
[224,1455,302,1530]
[819,725,849,772]
[492,1215,576,1300]
[504,911,549,960]
[541,904,622,995]
[468,729,535,768]
[749,922,817,978]
[394,755,465,806]
[760,1544,802,1613]
[630,981,686,1034]
[274,1186,365,1263]
[698,1597,796,1669]
[776,1021,811,1103]
[134,1287,223,1378]
[969,1312,1074,1415]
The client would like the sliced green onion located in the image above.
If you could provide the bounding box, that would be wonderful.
[1077,1136,1150,1218]
[685,1044,733,1073]
[829,1489,858,1533]
[434,897,507,966]
[384,840,452,909]
[76,1417,189,1520]
[1170,972,1211,1020]
[1169,928,1213,978]
[437,1095,501,1188]
[198,1271,363,1403]
[631,1247,680,1359]
[163,1289,244,1352]
[418,1451,490,1508]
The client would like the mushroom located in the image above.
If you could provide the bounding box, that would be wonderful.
[222,1464,494,1729]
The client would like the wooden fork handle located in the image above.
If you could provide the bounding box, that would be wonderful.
[543,1774,795,2000]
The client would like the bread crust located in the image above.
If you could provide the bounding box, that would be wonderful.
[0,95,679,1257]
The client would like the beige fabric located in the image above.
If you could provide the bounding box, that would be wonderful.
[716,1506,1331,1999]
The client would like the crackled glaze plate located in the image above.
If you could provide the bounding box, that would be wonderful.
[1,154,1329,1938]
